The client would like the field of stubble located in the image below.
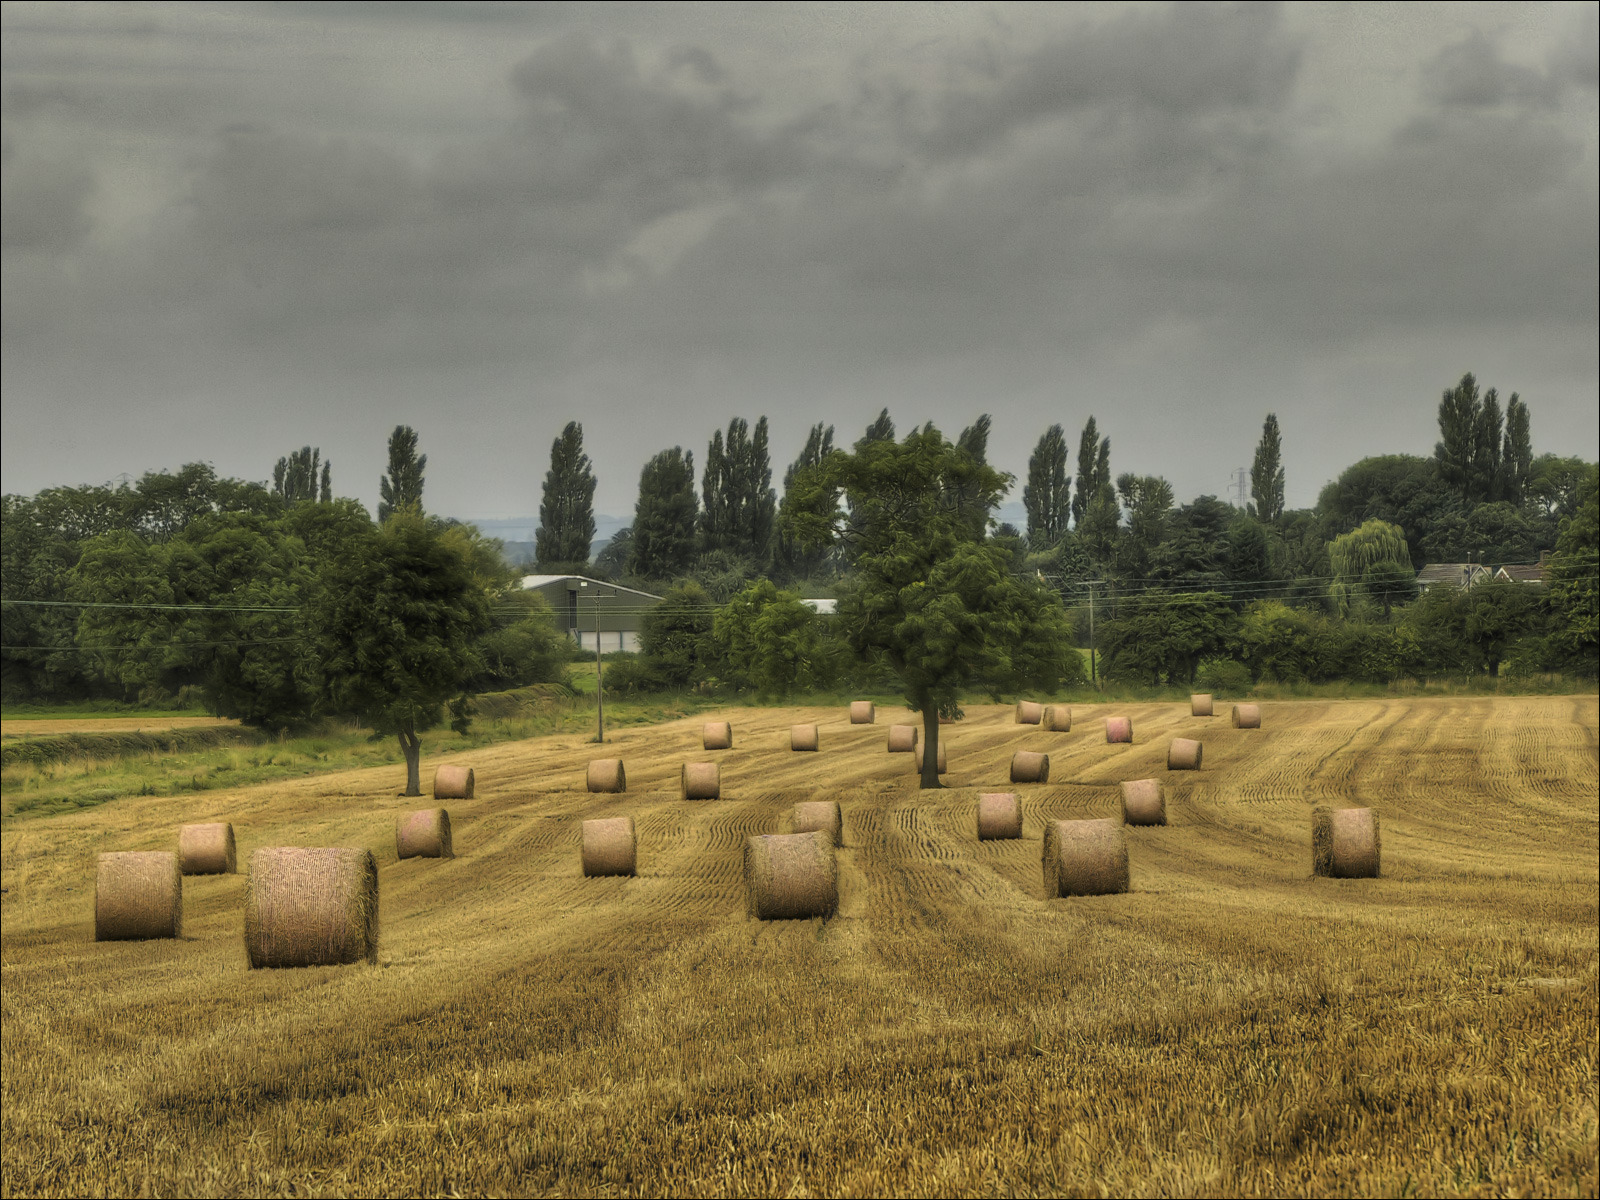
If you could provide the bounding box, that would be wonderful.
[2,695,1596,1198]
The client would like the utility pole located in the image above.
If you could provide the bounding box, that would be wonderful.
[1089,581,1097,686]
[1229,467,1250,510]
[583,581,613,743]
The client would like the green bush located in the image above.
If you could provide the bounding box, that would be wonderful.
[1195,658,1252,694]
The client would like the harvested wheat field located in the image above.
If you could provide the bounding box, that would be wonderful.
[1,695,1596,1197]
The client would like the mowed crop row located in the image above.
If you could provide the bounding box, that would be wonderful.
[2,695,1596,1198]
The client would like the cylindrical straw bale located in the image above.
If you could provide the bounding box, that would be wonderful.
[581,816,637,877]
[887,724,918,752]
[1167,738,1203,771]
[1105,716,1133,743]
[396,808,453,859]
[244,847,378,968]
[178,823,236,875]
[703,721,733,750]
[96,851,182,941]
[681,762,722,800]
[792,800,843,846]
[744,831,838,920]
[1312,807,1381,878]
[1120,778,1166,826]
[1191,693,1214,717]
[850,701,876,724]
[1232,704,1261,729]
[1010,750,1050,783]
[1015,700,1043,724]
[790,723,820,752]
[913,741,948,774]
[1042,818,1129,897]
[433,764,474,799]
[587,759,626,793]
[977,792,1023,840]
[1042,705,1072,732]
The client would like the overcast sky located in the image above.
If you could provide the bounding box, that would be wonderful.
[3,2,1596,532]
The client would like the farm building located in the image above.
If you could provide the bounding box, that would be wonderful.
[520,575,663,653]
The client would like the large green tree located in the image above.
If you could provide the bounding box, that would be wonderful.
[699,417,777,563]
[1249,413,1285,524]
[1072,417,1102,529]
[535,421,597,571]
[1022,424,1071,551]
[1327,518,1412,618]
[773,423,837,582]
[273,446,332,504]
[378,425,426,522]
[1545,467,1598,676]
[630,448,697,581]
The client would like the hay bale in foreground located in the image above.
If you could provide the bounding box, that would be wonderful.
[1042,818,1129,897]
[96,851,182,941]
[1167,738,1203,771]
[1120,779,1166,826]
[178,822,236,875]
[1042,705,1072,732]
[587,759,626,793]
[433,764,474,799]
[1105,716,1133,743]
[792,800,842,846]
[850,701,876,724]
[913,741,948,774]
[1015,700,1043,725]
[703,721,733,750]
[244,847,377,968]
[1010,750,1050,783]
[582,817,637,877]
[977,792,1023,840]
[791,723,820,752]
[396,808,453,859]
[1191,693,1214,717]
[681,762,722,800]
[1312,807,1381,878]
[887,724,918,752]
[1232,704,1261,729]
[745,831,837,920]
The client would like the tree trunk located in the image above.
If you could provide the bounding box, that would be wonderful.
[399,721,421,796]
[919,700,943,790]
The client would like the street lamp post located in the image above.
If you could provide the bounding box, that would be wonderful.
[585,583,613,743]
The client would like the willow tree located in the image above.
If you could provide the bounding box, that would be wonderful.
[1328,518,1413,619]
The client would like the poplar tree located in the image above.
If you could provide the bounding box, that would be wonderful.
[774,422,836,581]
[1249,413,1285,525]
[1022,425,1071,550]
[699,417,776,561]
[1073,417,1102,528]
[630,448,697,580]
[1502,396,1533,506]
[272,446,330,504]
[534,421,597,571]
[378,425,426,522]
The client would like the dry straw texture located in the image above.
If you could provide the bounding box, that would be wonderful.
[1105,716,1134,743]
[581,817,637,877]
[1191,693,1214,717]
[1015,701,1043,725]
[744,831,838,920]
[1010,750,1050,783]
[680,762,721,800]
[1121,778,1166,826]
[177,822,235,875]
[1042,705,1072,732]
[1233,704,1262,729]
[586,758,626,793]
[703,721,733,750]
[1042,818,1130,897]
[433,764,475,799]
[243,847,378,969]
[977,792,1023,840]
[1168,738,1203,771]
[396,809,453,860]
[1313,806,1381,878]
[790,724,820,752]
[849,700,875,724]
[95,851,182,941]
[791,800,843,846]
[887,724,918,752]
[913,741,949,774]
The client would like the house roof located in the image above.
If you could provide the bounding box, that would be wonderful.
[1415,563,1492,588]
[1494,564,1547,584]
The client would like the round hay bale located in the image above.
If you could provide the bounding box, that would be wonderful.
[791,800,842,846]
[244,847,378,968]
[703,721,733,750]
[1042,818,1129,897]
[396,808,453,860]
[1015,700,1043,725]
[178,823,236,875]
[790,723,820,752]
[850,701,876,724]
[1105,716,1133,743]
[1010,750,1050,783]
[1042,705,1072,732]
[587,758,626,793]
[1120,778,1166,826]
[1167,738,1203,771]
[913,740,948,774]
[581,816,637,877]
[681,762,721,800]
[1232,704,1261,729]
[1312,807,1381,878]
[887,724,918,753]
[433,764,474,799]
[1191,693,1214,717]
[96,851,182,941]
[977,792,1023,840]
[744,831,838,920]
